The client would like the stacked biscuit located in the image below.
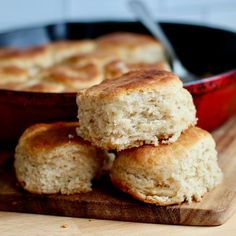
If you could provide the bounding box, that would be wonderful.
[14,69,223,204]
[13,33,168,195]
[13,33,223,205]
[76,69,223,205]
[0,33,169,92]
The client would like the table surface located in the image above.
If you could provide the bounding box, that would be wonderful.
[1,210,236,236]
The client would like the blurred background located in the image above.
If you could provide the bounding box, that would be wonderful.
[0,0,235,33]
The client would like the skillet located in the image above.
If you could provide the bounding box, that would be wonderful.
[0,21,236,146]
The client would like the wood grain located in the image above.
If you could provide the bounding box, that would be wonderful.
[1,210,236,236]
[0,117,236,226]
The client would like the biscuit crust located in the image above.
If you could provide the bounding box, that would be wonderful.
[14,122,103,194]
[78,70,181,99]
[110,127,223,205]
[96,32,165,63]
[105,60,170,80]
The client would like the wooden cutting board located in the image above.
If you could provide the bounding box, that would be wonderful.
[1,117,236,226]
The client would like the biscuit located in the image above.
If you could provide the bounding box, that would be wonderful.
[0,33,168,93]
[63,51,119,69]
[2,63,103,92]
[96,32,166,63]
[105,60,171,80]
[0,81,27,91]
[21,80,65,93]
[0,66,29,85]
[35,63,103,91]
[110,127,223,206]
[0,47,19,56]
[14,122,103,194]
[47,40,96,63]
[76,70,196,151]
[0,46,52,73]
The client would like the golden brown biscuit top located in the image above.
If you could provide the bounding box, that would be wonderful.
[96,32,161,49]
[47,40,95,50]
[17,122,92,154]
[36,64,102,90]
[127,62,169,71]
[47,40,96,63]
[63,51,119,67]
[105,60,170,80]
[0,48,19,56]
[0,81,25,90]
[0,48,21,60]
[79,69,181,99]
[0,66,29,84]
[117,127,213,165]
[42,64,100,81]
[0,63,103,92]
[22,81,65,93]
[0,66,26,74]
[0,46,51,70]
[0,46,47,60]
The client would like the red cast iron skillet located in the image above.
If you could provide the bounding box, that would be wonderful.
[0,21,236,147]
